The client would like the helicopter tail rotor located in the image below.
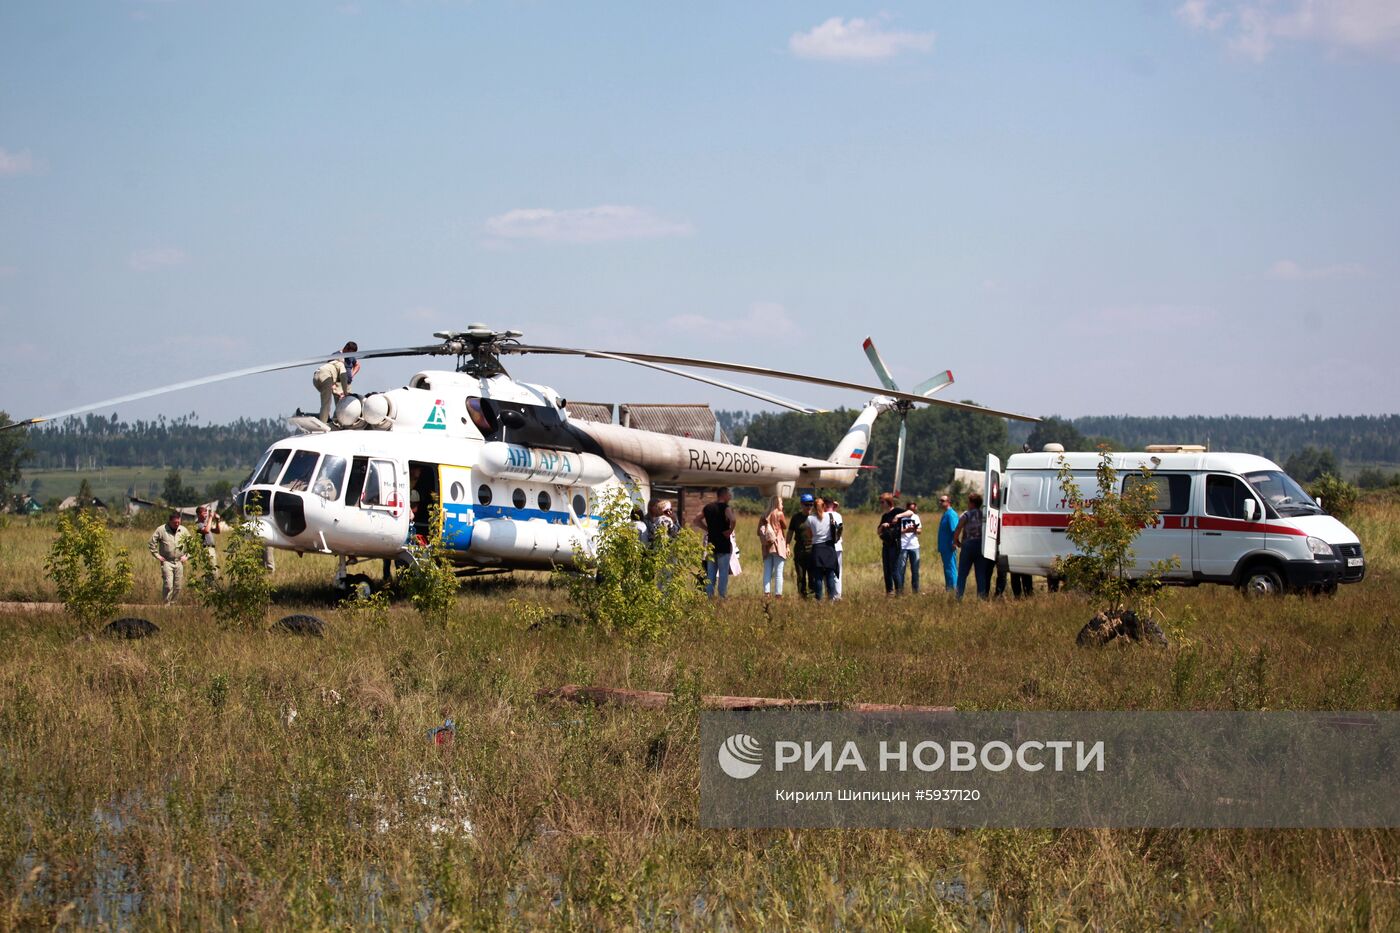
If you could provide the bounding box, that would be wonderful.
[861,337,958,496]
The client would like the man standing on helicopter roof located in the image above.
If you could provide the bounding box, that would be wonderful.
[312,341,360,421]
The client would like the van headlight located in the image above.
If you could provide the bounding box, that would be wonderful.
[1306,536,1334,558]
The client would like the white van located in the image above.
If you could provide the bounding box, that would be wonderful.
[995,448,1365,595]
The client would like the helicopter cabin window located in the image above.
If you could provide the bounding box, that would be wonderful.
[313,455,348,501]
[477,484,493,506]
[537,491,552,512]
[279,450,320,492]
[254,448,291,486]
[512,488,527,510]
[346,457,368,506]
[572,494,587,518]
[449,481,465,503]
[346,457,398,509]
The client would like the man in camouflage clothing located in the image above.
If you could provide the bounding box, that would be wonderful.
[149,511,192,604]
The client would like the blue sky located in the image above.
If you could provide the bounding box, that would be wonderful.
[1,1,1397,426]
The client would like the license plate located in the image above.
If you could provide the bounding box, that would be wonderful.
[1347,557,1363,567]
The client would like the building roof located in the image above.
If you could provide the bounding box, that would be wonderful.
[566,401,730,443]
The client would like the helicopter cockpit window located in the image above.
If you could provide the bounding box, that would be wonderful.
[469,398,581,451]
[278,450,320,492]
[313,455,348,501]
[254,448,291,486]
[467,397,496,434]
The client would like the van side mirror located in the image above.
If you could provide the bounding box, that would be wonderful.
[1243,499,1256,521]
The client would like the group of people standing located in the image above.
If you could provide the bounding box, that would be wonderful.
[878,491,1002,599]
[691,486,1016,601]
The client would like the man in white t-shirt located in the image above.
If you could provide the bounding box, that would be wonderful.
[895,501,922,595]
[828,497,845,599]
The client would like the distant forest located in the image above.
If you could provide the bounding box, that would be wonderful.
[716,410,1400,496]
[1041,414,1400,464]
[17,410,1400,501]
[23,413,287,472]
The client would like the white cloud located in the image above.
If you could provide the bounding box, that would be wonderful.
[1176,1,1400,59]
[0,148,37,176]
[789,16,935,62]
[129,247,187,272]
[483,205,693,244]
[1176,0,1229,31]
[1267,258,1365,279]
[0,265,16,278]
[665,301,800,341]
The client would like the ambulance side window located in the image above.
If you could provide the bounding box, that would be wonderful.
[1123,474,1191,515]
[1006,474,1044,512]
[1205,475,1256,520]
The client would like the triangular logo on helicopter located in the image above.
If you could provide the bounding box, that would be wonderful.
[423,399,447,430]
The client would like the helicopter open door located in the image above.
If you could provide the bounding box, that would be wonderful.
[984,453,1002,563]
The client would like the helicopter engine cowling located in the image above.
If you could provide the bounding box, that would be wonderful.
[475,442,616,487]
[334,394,364,428]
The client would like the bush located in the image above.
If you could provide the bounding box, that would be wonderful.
[1308,473,1359,520]
[1054,446,1178,618]
[564,487,706,641]
[184,511,272,628]
[397,505,459,623]
[45,511,133,626]
[1354,467,1395,490]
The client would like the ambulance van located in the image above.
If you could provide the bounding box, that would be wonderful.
[997,446,1365,595]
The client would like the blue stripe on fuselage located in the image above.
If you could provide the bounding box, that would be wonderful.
[439,501,595,552]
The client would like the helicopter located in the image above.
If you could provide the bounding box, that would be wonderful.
[6,325,1036,588]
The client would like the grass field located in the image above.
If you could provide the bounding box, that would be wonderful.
[19,467,249,509]
[1,499,1398,928]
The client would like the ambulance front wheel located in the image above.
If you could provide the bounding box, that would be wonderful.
[1239,563,1284,597]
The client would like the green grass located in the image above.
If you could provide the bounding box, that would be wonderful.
[1,501,1398,928]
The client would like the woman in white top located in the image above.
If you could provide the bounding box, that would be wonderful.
[827,497,845,599]
[894,501,922,594]
[806,497,840,600]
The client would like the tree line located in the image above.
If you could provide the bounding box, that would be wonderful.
[1047,414,1400,464]
[20,413,289,472]
[6,409,1396,510]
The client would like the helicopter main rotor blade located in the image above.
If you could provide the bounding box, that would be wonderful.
[0,343,441,431]
[578,349,827,414]
[509,344,1040,422]
[862,337,901,392]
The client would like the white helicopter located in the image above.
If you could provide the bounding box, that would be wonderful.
[6,326,1036,588]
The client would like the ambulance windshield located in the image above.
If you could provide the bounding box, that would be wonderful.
[1244,470,1323,516]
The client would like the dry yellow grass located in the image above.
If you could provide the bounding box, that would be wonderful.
[1,499,1397,928]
